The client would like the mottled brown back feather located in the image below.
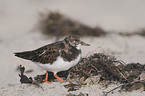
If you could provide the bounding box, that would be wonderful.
[14,35,82,64]
[61,46,81,62]
[14,41,63,64]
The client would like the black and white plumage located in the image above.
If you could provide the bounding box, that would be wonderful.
[14,35,90,83]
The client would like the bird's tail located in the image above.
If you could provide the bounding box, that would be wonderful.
[14,51,33,60]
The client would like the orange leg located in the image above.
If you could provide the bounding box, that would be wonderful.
[43,71,51,83]
[54,74,64,83]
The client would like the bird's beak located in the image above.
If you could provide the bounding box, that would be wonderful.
[80,41,90,46]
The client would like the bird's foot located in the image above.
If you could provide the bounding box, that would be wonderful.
[54,74,64,83]
[43,79,51,84]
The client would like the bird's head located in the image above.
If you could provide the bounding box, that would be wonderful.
[64,35,90,48]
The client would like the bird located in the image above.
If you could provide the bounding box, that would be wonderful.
[14,35,90,83]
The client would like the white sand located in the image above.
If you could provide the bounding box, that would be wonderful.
[0,0,145,96]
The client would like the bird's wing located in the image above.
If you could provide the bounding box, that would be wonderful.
[14,42,64,64]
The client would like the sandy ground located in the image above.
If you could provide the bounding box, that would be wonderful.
[0,0,145,96]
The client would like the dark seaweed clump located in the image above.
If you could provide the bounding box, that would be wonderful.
[36,11,106,39]
[67,92,88,96]
[119,28,145,37]
[69,53,145,95]
[19,65,33,84]
[69,53,144,83]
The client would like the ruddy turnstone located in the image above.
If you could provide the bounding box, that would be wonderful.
[14,35,90,83]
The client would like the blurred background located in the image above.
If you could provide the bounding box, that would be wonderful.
[1,0,145,38]
[0,0,145,86]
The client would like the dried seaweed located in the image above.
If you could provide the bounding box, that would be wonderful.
[64,82,82,92]
[68,53,145,94]
[16,65,33,73]
[67,92,88,96]
[119,28,145,37]
[19,65,33,84]
[103,80,145,96]
[36,11,106,40]
[69,53,123,82]
[69,53,144,83]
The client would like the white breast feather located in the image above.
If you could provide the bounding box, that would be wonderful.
[35,51,81,74]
